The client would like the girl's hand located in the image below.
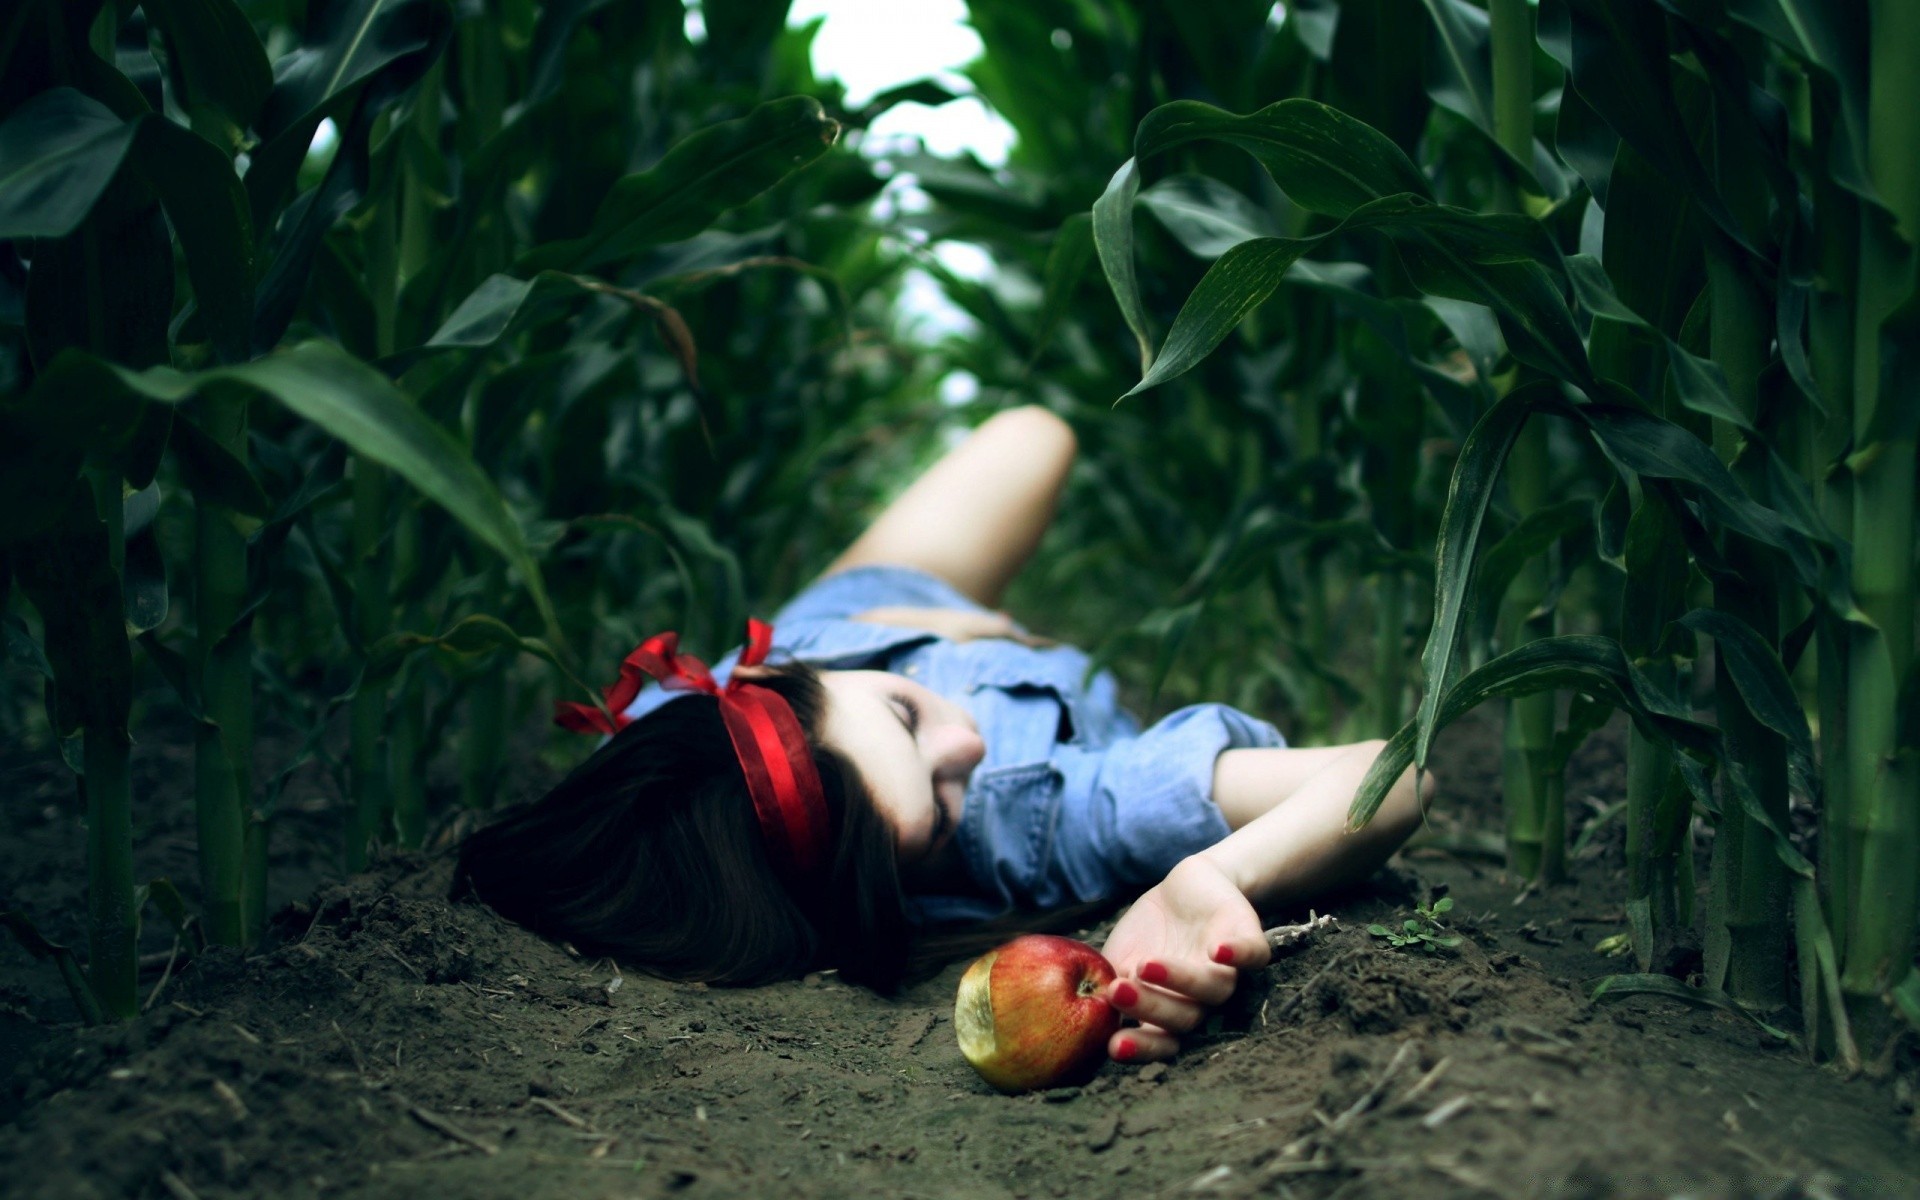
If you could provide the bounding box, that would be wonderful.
[850,606,1055,647]
[1097,855,1271,1063]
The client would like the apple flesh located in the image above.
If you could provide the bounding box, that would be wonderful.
[953,934,1121,1093]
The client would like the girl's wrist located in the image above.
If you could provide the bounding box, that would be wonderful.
[1186,846,1254,899]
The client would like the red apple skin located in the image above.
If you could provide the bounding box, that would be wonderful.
[953,934,1121,1093]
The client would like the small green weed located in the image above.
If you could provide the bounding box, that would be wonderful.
[1367,897,1464,954]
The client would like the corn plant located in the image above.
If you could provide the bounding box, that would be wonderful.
[1047,0,1910,1059]
[1,0,937,1021]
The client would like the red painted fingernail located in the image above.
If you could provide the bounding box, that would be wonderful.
[1111,981,1138,1007]
[1115,1038,1137,1061]
[1212,945,1236,965]
[1140,962,1169,985]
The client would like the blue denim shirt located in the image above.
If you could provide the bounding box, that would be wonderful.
[621,565,1284,924]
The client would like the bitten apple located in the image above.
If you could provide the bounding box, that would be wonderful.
[953,934,1121,1093]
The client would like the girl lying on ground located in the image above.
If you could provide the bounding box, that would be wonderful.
[455,405,1433,1064]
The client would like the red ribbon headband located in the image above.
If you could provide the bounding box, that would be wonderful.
[553,620,830,876]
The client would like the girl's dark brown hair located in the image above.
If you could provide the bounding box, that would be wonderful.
[452,662,915,991]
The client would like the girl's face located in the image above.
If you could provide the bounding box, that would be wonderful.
[816,670,985,879]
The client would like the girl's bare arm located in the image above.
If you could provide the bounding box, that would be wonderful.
[1200,743,1431,909]
[1098,744,1432,1061]
[823,405,1076,609]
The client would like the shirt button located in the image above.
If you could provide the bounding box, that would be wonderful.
[904,664,919,677]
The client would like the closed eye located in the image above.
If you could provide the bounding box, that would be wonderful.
[892,692,921,734]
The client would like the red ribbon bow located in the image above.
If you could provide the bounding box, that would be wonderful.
[554,620,829,875]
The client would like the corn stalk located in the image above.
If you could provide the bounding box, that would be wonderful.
[1488,0,1561,884]
[1839,0,1919,1048]
[1705,245,1789,1008]
[193,387,257,946]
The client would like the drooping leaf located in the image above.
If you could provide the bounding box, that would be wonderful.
[1091,158,1151,374]
[1574,395,1820,584]
[1351,632,1722,829]
[0,911,105,1025]
[364,614,573,689]
[141,0,274,138]
[1678,608,1816,790]
[1134,98,1432,218]
[0,89,256,361]
[19,344,561,646]
[1115,193,1581,400]
[1589,973,1792,1041]
[1123,237,1316,398]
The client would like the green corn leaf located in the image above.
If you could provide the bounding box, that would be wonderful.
[247,0,454,228]
[1392,241,1587,384]
[1028,213,1094,367]
[1414,383,1551,767]
[1574,397,1819,585]
[0,89,256,362]
[1124,237,1316,398]
[1352,633,1722,829]
[1566,253,1743,430]
[1861,292,1920,452]
[1134,99,1431,218]
[516,0,622,121]
[0,911,106,1026]
[1676,609,1816,789]
[1588,973,1792,1042]
[1724,0,1870,200]
[138,631,207,721]
[1791,875,1859,1069]
[399,271,597,368]
[142,878,201,950]
[0,88,135,238]
[1474,498,1594,623]
[518,97,842,274]
[167,412,273,519]
[1537,0,1760,255]
[1091,158,1152,375]
[1419,0,1495,133]
[1118,195,1581,399]
[141,0,274,139]
[15,344,560,648]
[1137,174,1280,259]
[364,614,575,690]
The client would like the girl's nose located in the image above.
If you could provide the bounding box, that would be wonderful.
[930,723,986,775]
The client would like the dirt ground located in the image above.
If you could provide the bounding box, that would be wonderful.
[3,702,1917,1200]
